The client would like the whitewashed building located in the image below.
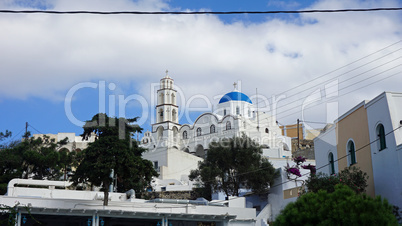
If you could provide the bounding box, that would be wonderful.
[141,74,292,184]
[32,132,95,152]
[314,92,402,209]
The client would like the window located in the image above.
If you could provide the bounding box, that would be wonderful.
[182,131,188,139]
[172,109,177,122]
[236,107,240,115]
[226,121,231,130]
[153,161,159,171]
[158,110,163,122]
[328,152,335,175]
[377,124,386,151]
[159,93,164,104]
[248,110,251,117]
[223,109,227,116]
[265,128,269,133]
[157,126,163,140]
[347,140,356,166]
[171,93,175,105]
[197,127,202,136]
[210,124,216,133]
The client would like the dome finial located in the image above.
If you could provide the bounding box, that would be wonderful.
[165,69,170,78]
[233,82,238,91]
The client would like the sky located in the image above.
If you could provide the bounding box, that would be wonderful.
[0,0,401,142]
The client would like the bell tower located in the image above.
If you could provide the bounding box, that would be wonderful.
[152,71,180,144]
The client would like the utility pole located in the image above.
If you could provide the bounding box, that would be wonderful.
[256,88,260,131]
[25,122,28,135]
[297,119,300,150]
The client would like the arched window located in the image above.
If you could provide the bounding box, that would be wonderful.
[182,131,188,139]
[328,152,335,175]
[236,107,240,115]
[158,109,163,122]
[197,128,202,136]
[157,126,164,140]
[347,140,356,166]
[159,93,164,104]
[223,109,227,116]
[171,93,175,105]
[173,126,178,139]
[265,128,269,133]
[210,124,216,133]
[226,121,231,130]
[377,124,386,151]
[172,109,177,122]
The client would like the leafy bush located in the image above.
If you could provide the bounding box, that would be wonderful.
[305,166,368,194]
[274,184,398,225]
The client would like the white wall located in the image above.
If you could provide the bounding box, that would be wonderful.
[314,125,338,175]
[366,92,402,209]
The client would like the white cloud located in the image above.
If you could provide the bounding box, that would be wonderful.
[0,0,401,125]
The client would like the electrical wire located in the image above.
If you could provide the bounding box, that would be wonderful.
[0,8,401,15]
[28,124,44,135]
[275,69,401,121]
[264,40,402,101]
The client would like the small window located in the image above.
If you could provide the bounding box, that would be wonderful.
[248,110,251,117]
[224,109,227,116]
[265,128,269,133]
[328,152,335,175]
[182,131,188,139]
[153,161,159,171]
[197,128,202,136]
[236,107,240,115]
[377,124,386,151]
[347,140,356,166]
[210,124,216,133]
[226,121,231,130]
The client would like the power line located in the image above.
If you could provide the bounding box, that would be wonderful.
[268,40,402,100]
[238,40,401,121]
[28,124,44,135]
[276,69,401,121]
[0,8,401,15]
[272,56,401,120]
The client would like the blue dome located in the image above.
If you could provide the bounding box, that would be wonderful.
[219,91,252,104]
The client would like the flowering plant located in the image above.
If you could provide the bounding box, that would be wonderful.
[293,156,306,165]
[287,167,302,177]
[301,164,316,175]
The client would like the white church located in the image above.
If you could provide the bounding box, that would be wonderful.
[140,73,293,189]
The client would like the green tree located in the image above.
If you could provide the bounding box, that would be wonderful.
[274,184,397,225]
[0,132,76,194]
[0,130,12,149]
[72,113,158,206]
[189,134,279,197]
[0,146,23,194]
[19,134,69,180]
[305,166,368,194]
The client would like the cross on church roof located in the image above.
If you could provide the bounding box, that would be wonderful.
[233,82,237,90]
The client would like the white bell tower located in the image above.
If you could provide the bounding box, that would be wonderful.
[152,70,180,145]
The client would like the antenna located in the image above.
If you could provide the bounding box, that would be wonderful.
[256,88,260,131]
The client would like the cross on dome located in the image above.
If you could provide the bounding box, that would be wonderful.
[233,82,237,91]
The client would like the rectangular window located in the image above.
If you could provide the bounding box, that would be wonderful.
[153,161,159,171]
